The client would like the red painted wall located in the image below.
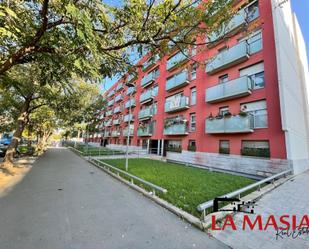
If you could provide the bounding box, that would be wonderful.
[99,0,287,159]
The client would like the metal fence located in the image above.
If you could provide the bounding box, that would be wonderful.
[197,169,292,220]
[88,157,167,195]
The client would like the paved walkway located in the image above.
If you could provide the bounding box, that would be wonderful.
[0,148,227,249]
[211,170,309,249]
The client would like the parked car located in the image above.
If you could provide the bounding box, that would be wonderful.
[0,133,13,146]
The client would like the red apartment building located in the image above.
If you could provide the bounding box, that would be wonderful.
[89,0,309,178]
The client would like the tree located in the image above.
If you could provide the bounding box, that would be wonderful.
[0,62,99,169]
[0,0,238,77]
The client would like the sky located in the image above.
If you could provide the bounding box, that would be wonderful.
[100,0,309,93]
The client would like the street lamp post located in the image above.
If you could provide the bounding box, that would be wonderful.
[125,82,135,171]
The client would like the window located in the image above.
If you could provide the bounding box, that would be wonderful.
[241,100,268,128]
[191,87,197,105]
[240,62,265,89]
[241,140,270,158]
[167,140,182,153]
[152,85,159,96]
[219,74,229,84]
[246,0,260,22]
[153,102,158,114]
[188,140,196,152]
[151,67,160,79]
[142,139,148,149]
[191,63,197,80]
[190,113,196,132]
[219,140,230,154]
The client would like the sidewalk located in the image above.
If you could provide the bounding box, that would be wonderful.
[0,148,227,249]
[211,170,309,249]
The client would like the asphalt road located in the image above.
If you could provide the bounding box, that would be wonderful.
[0,148,228,249]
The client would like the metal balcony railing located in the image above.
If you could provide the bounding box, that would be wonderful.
[165,96,189,113]
[166,70,189,92]
[205,76,252,103]
[205,114,254,134]
[206,41,250,74]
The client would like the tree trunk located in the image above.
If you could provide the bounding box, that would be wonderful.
[1,98,31,169]
[36,130,52,154]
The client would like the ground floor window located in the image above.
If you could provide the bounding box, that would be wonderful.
[241,140,270,158]
[166,140,182,153]
[142,139,148,149]
[188,140,196,151]
[219,140,230,154]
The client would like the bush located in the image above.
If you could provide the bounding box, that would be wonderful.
[241,148,270,158]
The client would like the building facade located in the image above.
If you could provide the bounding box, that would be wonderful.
[90,0,309,177]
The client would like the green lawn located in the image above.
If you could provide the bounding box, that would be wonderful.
[101,158,255,217]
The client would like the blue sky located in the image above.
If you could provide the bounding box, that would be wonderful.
[100,0,309,93]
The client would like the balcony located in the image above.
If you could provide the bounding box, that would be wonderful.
[106,110,113,116]
[140,89,157,104]
[165,96,189,113]
[205,115,254,134]
[206,4,259,45]
[126,87,136,96]
[141,71,158,88]
[104,131,111,137]
[142,54,160,71]
[115,94,122,102]
[111,130,121,137]
[104,120,112,127]
[205,76,252,103]
[125,99,136,109]
[138,124,154,136]
[123,126,134,136]
[166,70,189,92]
[127,73,137,82]
[113,119,120,125]
[113,106,122,114]
[206,41,250,75]
[124,114,134,122]
[164,123,188,136]
[107,89,115,98]
[116,83,123,91]
[138,107,154,120]
[107,99,114,107]
[166,50,189,71]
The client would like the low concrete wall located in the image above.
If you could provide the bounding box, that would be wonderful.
[106,144,147,153]
[166,151,292,178]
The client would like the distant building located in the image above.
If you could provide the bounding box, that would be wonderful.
[89,0,309,177]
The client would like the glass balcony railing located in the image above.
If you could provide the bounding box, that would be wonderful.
[137,124,154,136]
[126,87,136,95]
[123,127,134,136]
[104,131,111,137]
[111,131,121,137]
[116,83,123,91]
[138,107,154,120]
[127,73,137,82]
[206,41,250,74]
[205,115,254,134]
[166,50,189,71]
[165,96,189,113]
[115,94,122,102]
[142,54,160,71]
[163,122,188,135]
[140,89,157,103]
[107,99,114,107]
[125,99,136,109]
[106,110,113,116]
[113,106,121,114]
[113,119,120,125]
[166,70,189,92]
[104,120,112,127]
[107,89,115,98]
[141,71,158,88]
[205,76,252,103]
[124,114,134,122]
